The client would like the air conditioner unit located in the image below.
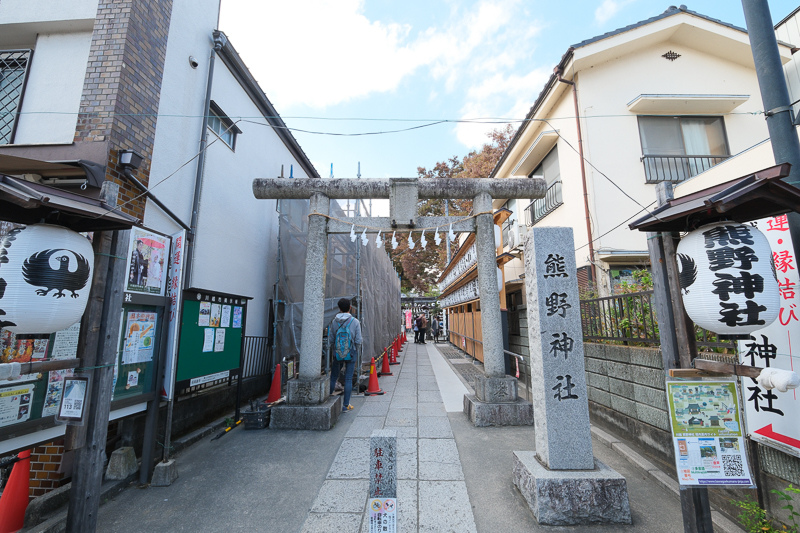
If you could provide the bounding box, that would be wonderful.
[507,223,527,250]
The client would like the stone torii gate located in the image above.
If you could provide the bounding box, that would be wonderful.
[253,177,545,429]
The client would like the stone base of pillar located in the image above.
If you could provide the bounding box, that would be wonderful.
[151,459,179,487]
[105,446,138,480]
[270,395,342,430]
[463,394,533,427]
[474,375,519,403]
[512,451,631,525]
[287,377,329,405]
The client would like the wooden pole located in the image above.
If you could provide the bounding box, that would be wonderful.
[649,183,710,533]
[65,229,126,532]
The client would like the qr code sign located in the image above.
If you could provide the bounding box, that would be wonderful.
[722,454,744,477]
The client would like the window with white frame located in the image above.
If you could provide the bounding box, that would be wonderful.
[637,116,730,183]
[0,50,32,145]
[207,101,240,149]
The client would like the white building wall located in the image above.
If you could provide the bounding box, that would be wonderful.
[776,11,800,117]
[577,42,770,259]
[0,0,98,25]
[145,0,219,233]
[13,31,93,144]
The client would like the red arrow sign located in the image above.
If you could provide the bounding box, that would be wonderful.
[754,424,800,449]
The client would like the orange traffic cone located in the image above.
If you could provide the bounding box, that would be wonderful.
[390,339,400,365]
[379,348,393,376]
[0,450,30,533]
[266,363,282,403]
[364,357,384,396]
[402,331,407,344]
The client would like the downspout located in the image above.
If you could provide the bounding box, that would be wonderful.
[556,67,596,285]
[184,32,225,289]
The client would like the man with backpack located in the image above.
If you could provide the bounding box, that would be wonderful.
[328,298,362,412]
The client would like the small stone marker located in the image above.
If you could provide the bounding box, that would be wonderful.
[369,429,397,498]
[369,429,397,533]
[515,227,631,525]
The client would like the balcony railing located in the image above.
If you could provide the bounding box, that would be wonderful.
[641,154,730,183]
[524,180,563,226]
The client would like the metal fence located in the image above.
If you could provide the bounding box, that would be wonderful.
[579,290,736,352]
[641,154,729,183]
[242,335,271,379]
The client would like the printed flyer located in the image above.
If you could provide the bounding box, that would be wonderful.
[232,307,242,328]
[221,305,231,328]
[59,377,88,421]
[0,384,34,427]
[122,311,157,364]
[666,381,754,486]
[42,369,73,417]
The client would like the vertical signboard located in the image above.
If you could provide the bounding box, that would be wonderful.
[162,230,186,400]
[666,380,754,486]
[738,215,800,458]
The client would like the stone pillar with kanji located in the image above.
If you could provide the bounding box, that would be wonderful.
[513,226,631,525]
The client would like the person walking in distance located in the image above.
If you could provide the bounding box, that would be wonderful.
[329,298,362,412]
[419,314,428,344]
[431,316,439,343]
[414,314,423,344]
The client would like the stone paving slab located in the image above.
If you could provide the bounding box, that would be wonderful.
[418,402,447,417]
[386,408,417,427]
[344,416,385,438]
[419,416,455,438]
[418,390,443,403]
[311,480,370,512]
[389,395,417,409]
[419,460,465,480]
[327,438,369,479]
[357,401,391,417]
[303,511,363,533]
[419,480,477,533]
[419,438,461,463]
[384,425,418,438]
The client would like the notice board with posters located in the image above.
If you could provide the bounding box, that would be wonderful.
[0,322,81,433]
[175,289,249,390]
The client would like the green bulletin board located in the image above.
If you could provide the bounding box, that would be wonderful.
[175,289,248,389]
[113,305,162,401]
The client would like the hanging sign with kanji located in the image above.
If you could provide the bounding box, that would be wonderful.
[738,215,800,458]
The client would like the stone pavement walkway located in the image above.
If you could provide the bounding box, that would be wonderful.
[301,341,477,532]
[91,338,743,533]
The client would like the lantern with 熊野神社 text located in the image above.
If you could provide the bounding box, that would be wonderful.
[676,221,779,338]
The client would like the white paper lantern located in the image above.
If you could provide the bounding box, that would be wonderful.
[497,267,503,292]
[0,224,94,334]
[494,225,502,248]
[677,221,778,337]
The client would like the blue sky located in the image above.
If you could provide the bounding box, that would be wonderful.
[219,0,800,180]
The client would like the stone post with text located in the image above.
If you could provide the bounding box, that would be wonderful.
[513,227,631,525]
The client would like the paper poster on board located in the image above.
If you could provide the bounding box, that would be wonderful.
[221,305,231,328]
[51,322,81,359]
[214,328,225,352]
[198,302,211,327]
[666,381,754,487]
[121,311,156,364]
[0,384,35,427]
[202,328,214,352]
[232,307,242,328]
[210,304,221,327]
[42,369,73,417]
[125,228,170,296]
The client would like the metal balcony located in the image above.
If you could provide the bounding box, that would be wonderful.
[524,180,563,226]
[641,154,730,183]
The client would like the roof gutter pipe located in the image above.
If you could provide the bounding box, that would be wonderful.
[184,32,224,289]
[556,67,596,285]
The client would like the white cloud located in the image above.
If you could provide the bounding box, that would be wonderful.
[594,0,637,25]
